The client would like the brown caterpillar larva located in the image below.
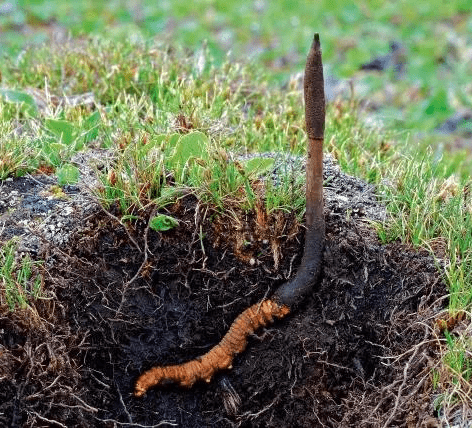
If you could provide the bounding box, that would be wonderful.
[134,299,290,397]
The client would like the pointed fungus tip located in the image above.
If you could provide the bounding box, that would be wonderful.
[313,33,320,49]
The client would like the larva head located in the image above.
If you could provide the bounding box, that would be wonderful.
[134,381,147,397]
[135,369,176,396]
[134,367,165,397]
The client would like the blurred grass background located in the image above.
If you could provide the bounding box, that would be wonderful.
[1,0,472,146]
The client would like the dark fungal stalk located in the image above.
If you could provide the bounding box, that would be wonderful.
[272,32,325,309]
[135,33,325,397]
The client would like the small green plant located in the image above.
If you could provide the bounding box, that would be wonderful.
[149,214,179,232]
[0,118,40,179]
[241,157,275,177]
[39,119,81,167]
[0,88,39,117]
[96,130,291,218]
[200,150,246,208]
[48,184,68,199]
[57,164,80,185]
[432,326,472,414]
[443,330,472,384]
[97,131,166,215]
[167,131,210,183]
[45,119,77,146]
[0,240,43,311]
[39,112,101,167]
[264,163,305,219]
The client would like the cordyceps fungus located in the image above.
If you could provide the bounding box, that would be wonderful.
[134,33,325,398]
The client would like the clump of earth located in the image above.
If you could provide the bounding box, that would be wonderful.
[0,154,446,427]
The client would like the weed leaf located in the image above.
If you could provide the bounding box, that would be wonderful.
[149,214,178,232]
[242,157,275,177]
[83,111,101,143]
[170,131,209,167]
[0,88,38,116]
[56,164,80,185]
[45,119,76,146]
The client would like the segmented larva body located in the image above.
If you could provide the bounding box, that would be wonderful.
[134,299,290,397]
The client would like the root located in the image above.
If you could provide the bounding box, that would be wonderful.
[134,299,290,396]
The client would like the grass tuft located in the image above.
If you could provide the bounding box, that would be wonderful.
[0,240,43,311]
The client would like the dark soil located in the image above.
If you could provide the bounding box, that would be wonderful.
[0,165,445,427]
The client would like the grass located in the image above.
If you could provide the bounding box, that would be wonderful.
[1,1,472,135]
[375,150,472,312]
[0,37,311,216]
[0,239,43,311]
[0,41,470,270]
[0,1,472,420]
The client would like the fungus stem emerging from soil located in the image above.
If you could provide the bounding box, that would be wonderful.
[272,32,325,309]
[134,33,325,397]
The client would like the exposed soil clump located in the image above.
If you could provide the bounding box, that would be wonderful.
[0,160,445,427]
